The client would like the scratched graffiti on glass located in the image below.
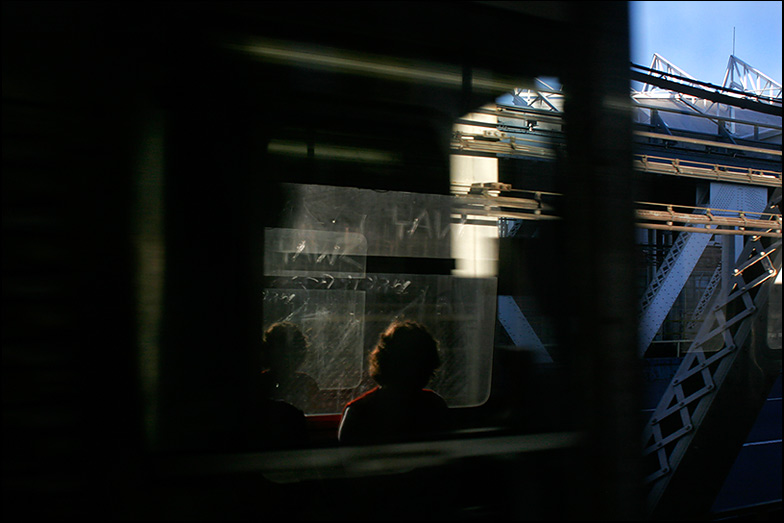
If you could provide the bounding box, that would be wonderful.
[274,183,454,259]
[263,184,497,414]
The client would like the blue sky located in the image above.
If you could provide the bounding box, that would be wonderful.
[629,1,782,86]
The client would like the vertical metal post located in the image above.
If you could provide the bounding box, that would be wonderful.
[561,2,644,519]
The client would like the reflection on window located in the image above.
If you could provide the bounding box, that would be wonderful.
[263,184,498,414]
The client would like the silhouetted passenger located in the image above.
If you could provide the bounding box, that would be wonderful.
[338,320,448,445]
[238,392,309,450]
[260,321,320,413]
[235,322,315,450]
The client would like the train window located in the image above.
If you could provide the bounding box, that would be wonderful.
[259,80,567,420]
[262,183,498,414]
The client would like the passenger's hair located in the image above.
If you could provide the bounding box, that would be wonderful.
[369,320,441,390]
[262,321,309,372]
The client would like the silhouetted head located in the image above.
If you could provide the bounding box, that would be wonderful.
[262,321,309,377]
[369,320,441,390]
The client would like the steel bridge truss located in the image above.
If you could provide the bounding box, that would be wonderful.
[723,55,783,101]
[642,188,782,518]
[641,54,698,94]
[637,183,773,355]
[451,56,781,518]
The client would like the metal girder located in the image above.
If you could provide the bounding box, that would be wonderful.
[637,53,782,106]
[642,188,782,519]
[635,154,781,189]
[685,261,722,335]
[641,54,697,93]
[451,127,782,188]
[497,295,552,363]
[629,69,782,117]
[723,55,783,100]
[638,217,714,355]
[450,183,783,237]
[637,183,771,356]
[634,130,782,157]
[635,197,782,236]
[634,131,781,156]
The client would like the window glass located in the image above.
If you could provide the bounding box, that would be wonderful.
[263,183,498,414]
